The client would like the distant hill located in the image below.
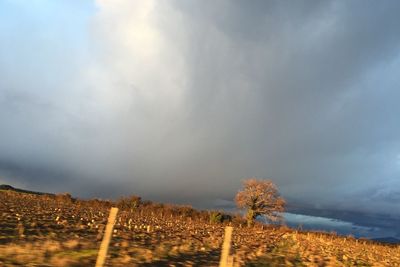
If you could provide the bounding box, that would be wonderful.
[0,184,54,196]
[372,237,400,244]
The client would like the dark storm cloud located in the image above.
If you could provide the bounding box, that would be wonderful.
[169,0,400,208]
[0,158,73,191]
[1,0,400,237]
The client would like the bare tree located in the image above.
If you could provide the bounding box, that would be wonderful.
[235,178,285,227]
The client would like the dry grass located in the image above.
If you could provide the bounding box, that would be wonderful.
[0,190,399,266]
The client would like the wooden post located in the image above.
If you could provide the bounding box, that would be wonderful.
[95,207,118,267]
[219,226,233,267]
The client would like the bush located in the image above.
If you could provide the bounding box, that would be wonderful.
[116,195,141,211]
[209,211,232,224]
[55,193,75,203]
[210,211,223,224]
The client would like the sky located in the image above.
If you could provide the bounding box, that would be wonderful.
[0,0,400,238]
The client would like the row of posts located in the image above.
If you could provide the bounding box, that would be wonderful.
[95,207,234,267]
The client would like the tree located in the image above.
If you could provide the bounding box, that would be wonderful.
[235,178,285,227]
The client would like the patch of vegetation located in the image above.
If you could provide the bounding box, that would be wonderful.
[209,211,232,224]
[0,186,399,266]
[54,249,98,260]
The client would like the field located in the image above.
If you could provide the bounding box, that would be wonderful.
[0,189,399,266]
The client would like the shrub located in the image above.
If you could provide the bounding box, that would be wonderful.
[210,211,223,224]
[116,195,141,211]
[55,193,75,203]
[209,211,232,224]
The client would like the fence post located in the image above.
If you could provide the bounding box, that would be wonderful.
[219,226,233,267]
[95,207,119,267]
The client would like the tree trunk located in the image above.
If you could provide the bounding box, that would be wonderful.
[246,209,255,227]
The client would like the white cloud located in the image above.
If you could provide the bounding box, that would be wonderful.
[284,213,392,238]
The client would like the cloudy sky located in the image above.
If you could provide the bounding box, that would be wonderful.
[1,1,400,238]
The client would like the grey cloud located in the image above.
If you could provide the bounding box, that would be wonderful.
[168,1,400,206]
